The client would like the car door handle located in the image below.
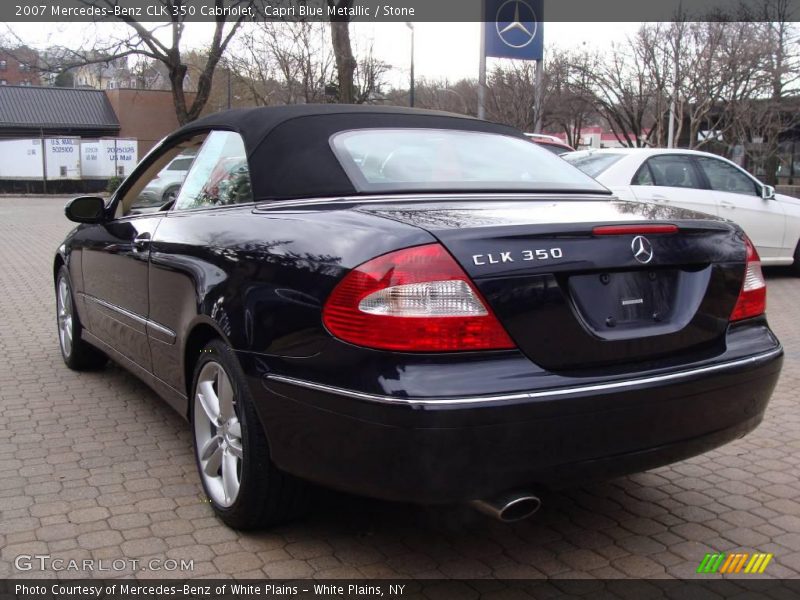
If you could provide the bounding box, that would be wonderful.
[720,200,735,210]
[132,233,151,252]
[652,194,669,202]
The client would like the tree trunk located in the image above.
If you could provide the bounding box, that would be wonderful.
[169,64,190,125]
[327,1,356,103]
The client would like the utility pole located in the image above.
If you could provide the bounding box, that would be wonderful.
[667,31,680,148]
[478,22,487,119]
[667,100,675,149]
[406,23,415,107]
[533,59,543,133]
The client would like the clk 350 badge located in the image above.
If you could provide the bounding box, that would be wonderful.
[472,248,564,266]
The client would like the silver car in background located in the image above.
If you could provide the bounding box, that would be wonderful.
[135,152,196,208]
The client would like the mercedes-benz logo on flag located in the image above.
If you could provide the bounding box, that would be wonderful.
[631,236,655,264]
[495,0,538,49]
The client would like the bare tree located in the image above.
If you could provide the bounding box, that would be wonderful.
[575,41,656,147]
[66,0,251,124]
[635,22,675,147]
[406,78,475,114]
[485,61,537,131]
[751,0,800,183]
[542,49,597,148]
[676,23,725,149]
[231,22,334,106]
[683,22,764,151]
[352,40,391,103]
[631,17,797,171]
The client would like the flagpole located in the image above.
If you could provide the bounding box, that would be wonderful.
[478,3,487,120]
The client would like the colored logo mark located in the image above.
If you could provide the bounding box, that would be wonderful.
[495,0,538,49]
[697,552,773,574]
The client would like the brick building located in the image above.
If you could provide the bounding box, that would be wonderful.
[104,88,192,154]
[0,47,41,87]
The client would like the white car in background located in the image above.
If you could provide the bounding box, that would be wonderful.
[135,152,196,207]
[564,148,800,271]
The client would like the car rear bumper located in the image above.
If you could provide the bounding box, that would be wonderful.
[241,342,782,504]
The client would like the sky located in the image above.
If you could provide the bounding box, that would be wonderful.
[3,21,641,85]
[363,22,640,86]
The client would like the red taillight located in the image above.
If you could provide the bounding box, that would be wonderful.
[322,244,515,352]
[730,237,767,322]
[593,224,679,235]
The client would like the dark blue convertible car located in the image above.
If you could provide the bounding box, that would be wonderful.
[55,105,782,528]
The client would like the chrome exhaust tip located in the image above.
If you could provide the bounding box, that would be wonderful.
[469,492,541,522]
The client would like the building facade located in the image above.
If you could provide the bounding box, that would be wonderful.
[104,88,192,154]
[0,47,41,87]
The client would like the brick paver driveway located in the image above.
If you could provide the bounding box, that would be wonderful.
[1,196,798,580]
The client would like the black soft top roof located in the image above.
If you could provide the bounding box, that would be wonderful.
[165,104,527,201]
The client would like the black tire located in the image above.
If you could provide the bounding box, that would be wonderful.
[190,339,309,530]
[55,265,108,370]
[162,185,180,204]
[793,240,800,276]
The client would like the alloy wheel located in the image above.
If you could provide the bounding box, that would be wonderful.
[57,277,73,357]
[193,361,243,507]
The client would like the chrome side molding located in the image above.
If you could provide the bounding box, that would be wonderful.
[81,293,177,344]
[265,347,782,407]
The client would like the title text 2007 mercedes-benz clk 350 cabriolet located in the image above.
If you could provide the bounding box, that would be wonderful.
[54,106,782,528]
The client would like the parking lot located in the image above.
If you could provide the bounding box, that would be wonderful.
[1,195,799,580]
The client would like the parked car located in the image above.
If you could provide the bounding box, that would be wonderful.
[525,133,575,155]
[134,152,196,208]
[55,106,782,529]
[564,148,800,271]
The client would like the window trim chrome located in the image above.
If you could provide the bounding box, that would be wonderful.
[252,192,615,212]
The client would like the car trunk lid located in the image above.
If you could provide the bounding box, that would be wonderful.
[359,197,745,371]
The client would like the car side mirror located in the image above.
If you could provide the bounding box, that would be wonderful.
[65,196,106,224]
[762,185,776,200]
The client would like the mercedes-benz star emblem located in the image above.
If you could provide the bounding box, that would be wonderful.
[631,236,654,264]
[495,0,538,49]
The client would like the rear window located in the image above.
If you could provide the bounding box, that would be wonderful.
[563,152,625,178]
[330,129,607,194]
